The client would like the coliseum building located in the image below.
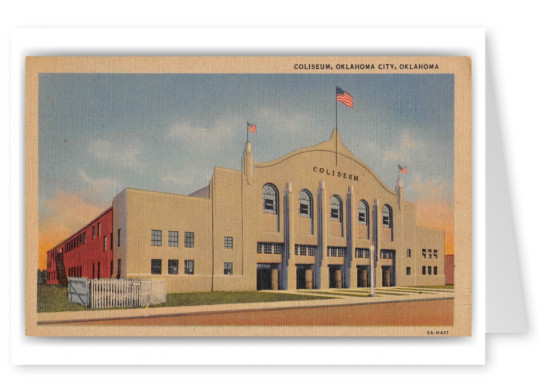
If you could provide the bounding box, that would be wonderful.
[47,129,446,292]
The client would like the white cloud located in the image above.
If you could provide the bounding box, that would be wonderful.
[161,175,194,188]
[167,120,236,148]
[89,139,141,172]
[409,174,452,202]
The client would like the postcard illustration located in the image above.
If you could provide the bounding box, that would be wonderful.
[26,56,471,336]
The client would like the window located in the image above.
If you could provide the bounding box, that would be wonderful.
[355,248,371,258]
[422,249,427,258]
[330,195,342,222]
[428,249,433,259]
[117,259,121,279]
[92,263,95,279]
[434,266,438,275]
[117,229,121,247]
[151,229,162,246]
[422,266,426,275]
[327,246,345,257]
[224,236,233,249]
[406,267,411,275]
[110,260,113,277]
[262,184,278,214]
[428,266,432,275]
[358,200,368,225]
[380,250,395,259]
[299,190,312,218]
[299,245,307,256]
[184,260,194,275]
[258,242,283,255]
[434,249,438,259]
[151,259,162,275]
[224,262,233,275]
[110,233,113,250]
[83,232,86,243]
[185,232,194,248]
[169,231,179,247]
[168,259,179,275]
[92,226,95,239]
[407,249,412,258]
[103,236,107,252]
[382,205,392,228]
[97,223,101,236]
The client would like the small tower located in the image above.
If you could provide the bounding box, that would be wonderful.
[395,179,403,210]
[242,141,254,184]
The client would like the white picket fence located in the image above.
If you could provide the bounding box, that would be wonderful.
[68,278,167,309]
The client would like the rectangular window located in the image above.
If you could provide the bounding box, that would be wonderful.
[434,249,438,259]
[92,226,95,239]
[92,263,95,279]
[97,223,101,236]
[422,249,426,258]
[110,260,113,277]
[307,246,315,256]
[428,249,433,259]
[224,262,233,275]
[224,236,233,249]
[406,267,411,275]
[117,259,121,278]
[258,243,263,254]
[185,232,194,248]
[169,231,179,247]
[434,266,438,275]
[110,233,113,250]
[83,232,86,243]
[274,244,283,255]
[151,259,162,275]
[428,266,432,275]
[117,229,121,247]
[299,245,307,256]
[422,266,426,275]
[103,236,107,252]
[264,243,272,254]
[151,229,162,246]
[184,260,194,275]
[407,249,412,258]
[168,259,179,275]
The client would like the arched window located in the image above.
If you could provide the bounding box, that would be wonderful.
[330,195,343,222]
[358,200,369,226]
[382,204,392,228]
[262,184,278,214]
[299,190,313,218]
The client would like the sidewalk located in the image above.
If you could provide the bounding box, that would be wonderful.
[37,287,454,325]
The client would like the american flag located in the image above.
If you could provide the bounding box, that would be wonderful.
[336,87,354,108]
[398,165,408,174]
[247,122,257,133]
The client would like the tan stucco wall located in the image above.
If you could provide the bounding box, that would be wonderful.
[112,130,445,293]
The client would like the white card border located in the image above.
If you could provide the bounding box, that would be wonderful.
[10,27,485,365]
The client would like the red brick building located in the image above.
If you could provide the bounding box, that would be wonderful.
[46,208,113,285]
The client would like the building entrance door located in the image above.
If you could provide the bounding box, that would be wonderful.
[257,264,273,290]
[296,265,313,289]
[382,266,392,287]
[329,266,343,288]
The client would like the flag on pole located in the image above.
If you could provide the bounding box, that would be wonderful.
[247,122,257,133]
[398,165,408,174]
[336,87,354,108]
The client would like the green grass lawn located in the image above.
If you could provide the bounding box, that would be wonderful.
[37,284,330,313]
[37,284,88,313]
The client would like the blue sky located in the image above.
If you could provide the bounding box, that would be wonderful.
[38,73,455,259]
[39,73,454,207]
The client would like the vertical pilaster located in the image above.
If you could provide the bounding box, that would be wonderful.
[373,198,380,288]
[345,186,355,289]
[316,180,327,289]
[282,182,293,290]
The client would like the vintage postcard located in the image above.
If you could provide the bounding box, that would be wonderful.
[25,56,471,337]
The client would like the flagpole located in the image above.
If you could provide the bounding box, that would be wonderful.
[247,122,249,143]
[335,86,338,166]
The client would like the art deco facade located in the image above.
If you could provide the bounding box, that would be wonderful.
[47,129,446,292]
